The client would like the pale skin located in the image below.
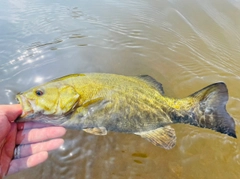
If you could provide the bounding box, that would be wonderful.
[0,104,66,178]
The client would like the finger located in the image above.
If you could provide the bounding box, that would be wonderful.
[0,116,11,141]
[17,122,56,130]
[16,126,66,144]
[16,138,64,158]
[0,123,17,177]
[7,151,48,175]
[3,123,17,159]
[0,104,22,122]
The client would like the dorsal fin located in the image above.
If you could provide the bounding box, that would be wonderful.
[49,74,86,83]
[137,75,164,95]
[134,126,176,149]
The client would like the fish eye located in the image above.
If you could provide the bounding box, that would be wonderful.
[35,89,44,96]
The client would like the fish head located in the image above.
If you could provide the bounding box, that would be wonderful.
[16,82,80,122]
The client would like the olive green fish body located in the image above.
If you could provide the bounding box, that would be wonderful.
[16,73,236,149]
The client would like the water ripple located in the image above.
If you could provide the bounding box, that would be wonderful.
[3,0,240,179]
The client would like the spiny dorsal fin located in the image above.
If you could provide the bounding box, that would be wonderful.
[134,126,176,149]
[83,127,107,135]
[49,74,86,83]
[136,75,164,95]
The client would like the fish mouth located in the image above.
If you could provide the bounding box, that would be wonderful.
[16,94,34,119]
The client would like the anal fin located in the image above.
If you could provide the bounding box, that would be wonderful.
[135,126,176,150]
[83,127,107,135]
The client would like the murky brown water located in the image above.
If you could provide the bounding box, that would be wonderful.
[1,0,240,178]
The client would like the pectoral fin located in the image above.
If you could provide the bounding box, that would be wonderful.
[83,127,108,135]
[135,126,176,149]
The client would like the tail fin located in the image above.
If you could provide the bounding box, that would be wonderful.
[189,82,236,138]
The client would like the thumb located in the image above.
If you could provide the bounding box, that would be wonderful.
[0,104,22,122]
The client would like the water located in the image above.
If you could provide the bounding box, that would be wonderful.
[1,0,240,178]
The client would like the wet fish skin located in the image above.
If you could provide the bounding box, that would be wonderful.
[16,73,236,149]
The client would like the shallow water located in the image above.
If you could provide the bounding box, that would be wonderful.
[1,0,240,178]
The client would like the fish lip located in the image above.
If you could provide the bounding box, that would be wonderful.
[16,94,33,118]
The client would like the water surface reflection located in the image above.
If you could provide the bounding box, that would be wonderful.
[1,0,240,178]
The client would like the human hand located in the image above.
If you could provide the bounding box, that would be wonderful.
[0,104,66,178]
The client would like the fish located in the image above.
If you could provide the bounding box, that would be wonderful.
[16,73,236,149]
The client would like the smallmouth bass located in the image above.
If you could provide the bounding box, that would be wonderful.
[16,73,236,149]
